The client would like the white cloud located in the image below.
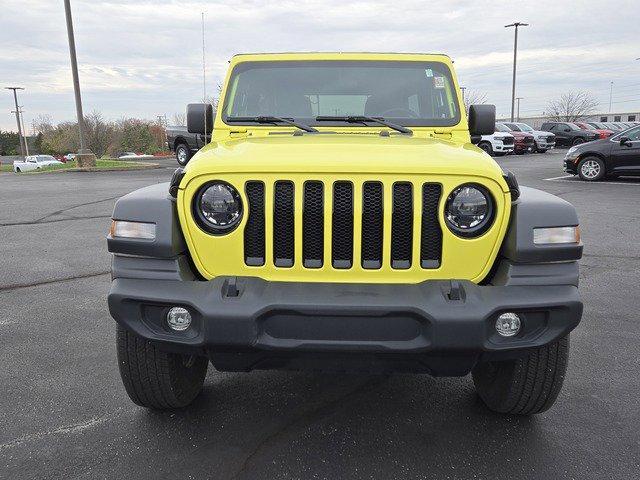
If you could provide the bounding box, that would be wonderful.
[1,0,639,130]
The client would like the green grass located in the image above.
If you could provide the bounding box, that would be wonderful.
[2,158,157,173]
[28,159,151,173]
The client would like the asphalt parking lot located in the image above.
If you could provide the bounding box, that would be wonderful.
[1,151,639,479]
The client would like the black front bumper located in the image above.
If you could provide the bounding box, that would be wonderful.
[564,158,578,174]
[108,276,582,376]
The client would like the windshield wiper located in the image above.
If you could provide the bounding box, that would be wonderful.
[315,115,412,134]
[226,116,318,133]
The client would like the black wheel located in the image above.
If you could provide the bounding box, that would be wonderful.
[478,142,493,156]
[116,325,208,409]
[577,156,605,181]
[175,143,192,166]
[572,137,585,146]
[15,167,21,173]
[472,336,570,415]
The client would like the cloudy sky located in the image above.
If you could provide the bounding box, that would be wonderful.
[2,0,639,132]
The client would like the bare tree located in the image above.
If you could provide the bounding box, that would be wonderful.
[84,111,113,158]
[172,112,186,126]
[462,89,487,108]
[546,91,600,122]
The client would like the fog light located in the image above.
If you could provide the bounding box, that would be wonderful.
[166,307,191,331]
[496,312,521,337]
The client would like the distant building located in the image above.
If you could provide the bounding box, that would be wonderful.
[498,112,640,129]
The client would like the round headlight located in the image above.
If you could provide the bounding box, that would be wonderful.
[193,181,243,234]
[445,184,495,237]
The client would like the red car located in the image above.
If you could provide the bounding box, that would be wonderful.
[575,122,613,139]
[495,123,535,154]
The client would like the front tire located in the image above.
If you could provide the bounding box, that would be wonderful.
[175,143,192,166]
[577,156,605,181]
[478,142,494,156]
[116,325,208,409]
[472,336,570,415]
[572,137,585,146]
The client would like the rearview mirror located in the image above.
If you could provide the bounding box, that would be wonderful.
[620,137,632,147]
[187,103,213,134]
[468,104,496,144]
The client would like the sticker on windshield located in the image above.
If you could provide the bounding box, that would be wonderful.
[425,69,433,77]
[434,76,445,89]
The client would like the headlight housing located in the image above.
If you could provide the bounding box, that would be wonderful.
[193,181,243,234]
[444,184,495,238]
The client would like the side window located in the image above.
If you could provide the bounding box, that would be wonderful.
[547,124,557,132]
[27,156,36,163]
[626,127,640,141]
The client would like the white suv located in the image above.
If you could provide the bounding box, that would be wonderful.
[477,131,515,156]
[503,122,556,153]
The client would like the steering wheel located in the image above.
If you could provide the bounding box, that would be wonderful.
[379,108,419,118]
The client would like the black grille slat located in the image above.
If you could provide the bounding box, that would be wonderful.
[361,182,383,269]
[391,183,413,269]
[421,184,442,269]
[303,182,324,268]
[244,182,265,266]
[273,181,295,267]
[331,182,354,269]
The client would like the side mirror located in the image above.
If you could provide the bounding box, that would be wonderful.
[468,104,496,144]
[187,103,213,134]
[620,137,632,147]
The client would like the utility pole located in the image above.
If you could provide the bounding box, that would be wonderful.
[19,107,29,155]
[609,81,613,113]
[505,22,529,122]
[516,97,523,121]
[5,86,26,157]
[64,0,96,167]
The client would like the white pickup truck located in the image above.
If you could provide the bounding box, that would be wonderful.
[13,155,63,173]
[477,131,515,156]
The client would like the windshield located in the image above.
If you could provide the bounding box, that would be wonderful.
[494,123,511,133]
[504,123,522,131]
[516,123,533,132]
[222,60,461,127]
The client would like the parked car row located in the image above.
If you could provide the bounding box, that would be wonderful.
[478,121,555,156]
[541,121,640,146]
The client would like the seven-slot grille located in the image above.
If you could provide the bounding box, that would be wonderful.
[244,180,443,270]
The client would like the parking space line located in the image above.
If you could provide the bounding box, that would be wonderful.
[544,175,574,181]
[544,176,640,186]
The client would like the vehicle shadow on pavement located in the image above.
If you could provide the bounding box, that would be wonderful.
[132,370,549,480]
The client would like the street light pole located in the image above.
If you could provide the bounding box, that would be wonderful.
[516,97,523,121]
[5,87,26,157]
[505,22,529,122]
[63,0,96,167]
[609,81,614,113]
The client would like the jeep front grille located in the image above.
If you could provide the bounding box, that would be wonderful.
[244,180,443,271]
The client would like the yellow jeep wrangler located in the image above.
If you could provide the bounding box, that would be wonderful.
[108,53,583,414]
